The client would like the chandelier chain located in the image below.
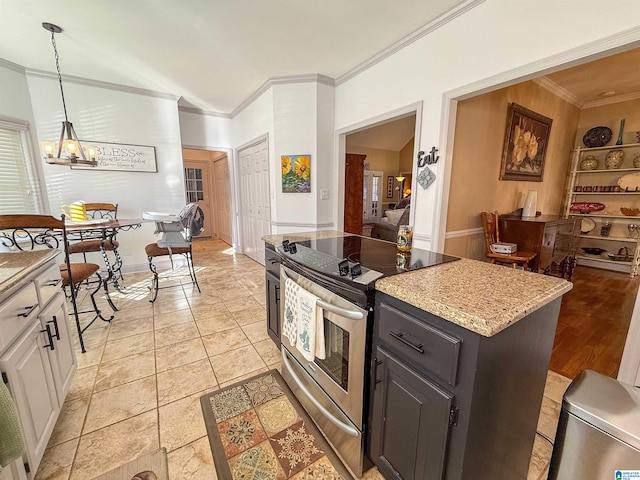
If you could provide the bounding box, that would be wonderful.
[50,30,69,123]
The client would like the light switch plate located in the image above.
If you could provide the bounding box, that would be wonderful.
[320,189,330,200]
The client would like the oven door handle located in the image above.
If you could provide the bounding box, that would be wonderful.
[281,348,359,437]
[281,267,364,320]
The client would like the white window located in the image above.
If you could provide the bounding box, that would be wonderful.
[363,170,383,223]
[0,119,41,214]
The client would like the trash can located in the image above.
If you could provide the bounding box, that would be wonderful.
[548,370,640,479]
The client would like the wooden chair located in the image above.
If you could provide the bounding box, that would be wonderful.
[0,214,113,352]
[480,211,537,270]
[145,204,203,303]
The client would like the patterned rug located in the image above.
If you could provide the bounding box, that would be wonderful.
[200,370,352,480]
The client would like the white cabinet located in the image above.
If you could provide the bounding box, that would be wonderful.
[0,254,76,477]
[564,143,640,276]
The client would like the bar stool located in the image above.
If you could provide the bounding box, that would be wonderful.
[0,214,114,353]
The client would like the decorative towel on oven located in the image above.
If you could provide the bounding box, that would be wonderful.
[283,278,299,346]
[0,381,24,470]
[296,285,326,361]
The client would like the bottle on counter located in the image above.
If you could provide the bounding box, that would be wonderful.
[397,225,413,252]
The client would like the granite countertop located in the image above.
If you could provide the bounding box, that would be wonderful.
[262,230,350,246]
[0,250,61,298]
[375,257,573,337]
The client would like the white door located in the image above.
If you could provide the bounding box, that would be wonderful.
[183,159,213,237]
[363,171,383,224]
[237,140,270,264]
[214,156,232,245]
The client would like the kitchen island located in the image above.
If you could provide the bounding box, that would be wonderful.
[262,232,571,480]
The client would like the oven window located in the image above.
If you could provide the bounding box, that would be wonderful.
[316,316,349,391]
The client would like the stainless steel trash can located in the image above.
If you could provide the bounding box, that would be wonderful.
[548,370,640,479]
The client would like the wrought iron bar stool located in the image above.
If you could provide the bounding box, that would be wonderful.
[0,214,114,353]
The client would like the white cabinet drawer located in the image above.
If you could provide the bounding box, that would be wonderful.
[34,263,62,308]
[0,283,39,353]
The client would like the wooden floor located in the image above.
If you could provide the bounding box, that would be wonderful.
[549,265,640,379]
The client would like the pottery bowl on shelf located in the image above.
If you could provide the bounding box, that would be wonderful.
[620,207,640,216]
[581,247,606,255]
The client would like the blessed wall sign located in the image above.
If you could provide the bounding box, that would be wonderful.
[72,141,157,172]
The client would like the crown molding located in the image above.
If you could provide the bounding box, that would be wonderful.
[24,68,179,101]
[0,57,25,74]
[178,106,231,119]
[230,73,335,118]
[533,77,582,107]
[583,90,640,109]
[335,0,485,87]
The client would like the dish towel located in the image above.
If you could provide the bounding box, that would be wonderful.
[0,381,24,471]
[283,278,299,346]
[296,285,326,362]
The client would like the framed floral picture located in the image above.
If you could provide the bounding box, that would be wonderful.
[500,103,553,182]
[281,155,311,192]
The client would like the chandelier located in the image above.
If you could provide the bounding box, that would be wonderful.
[40,23,97,167]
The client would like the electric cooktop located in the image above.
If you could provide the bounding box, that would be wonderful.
[277,235,459,288]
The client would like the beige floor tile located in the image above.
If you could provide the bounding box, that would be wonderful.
[361,466,385,480]
[70,411,159,480]
[108,315,154,341]
[544,371,573,403]
[232,306,266,326]
[190,302,230,320]
[252,294,267,306]
[48,397,90,447]
[253,339,281,365]
[219,366,270,389]
[83,376,157,433]
[154,297,191,315]
[111,296,154,312]
[74,344,104,369]
[167,436,217,480]
[186,293,222,308]
[154,308,194,330]
[194,312,239,336]
[536,396,561,442]
[110,303,154,322]
[210,344,267,384]
[157,358,218,406]
[218,287,252,301]
[526,434,554,480]
[225,296,262,313]
[241,320,269,343]
[156,338,207,373]
[35,437,79,480]
[268,361,282,373]
[66,365,98,402]
[155,321,200,348]
[201,327,250,357]
[76,322,111,347]
[94,350,156,392]
[159,393,207,452]
[101,331,155,363]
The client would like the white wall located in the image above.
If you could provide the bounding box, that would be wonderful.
[317,83,335,227]
[179,110,232,149]
[26,74,185,271]
[334,0,640,250]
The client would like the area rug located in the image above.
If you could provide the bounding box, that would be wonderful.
[200,369,352,480]
[92,447,168,480]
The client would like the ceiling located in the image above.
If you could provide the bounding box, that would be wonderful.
[0,0,464,114]
[346,115,416,151]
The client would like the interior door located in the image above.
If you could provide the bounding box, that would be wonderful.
[213,156,232,245]
[183,159,212,237]
[238,139,270,264]
[344,154,366,235]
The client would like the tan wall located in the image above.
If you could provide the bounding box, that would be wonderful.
[577,98,640,148]
[345,146,400,209]
[399,138,414,173]
[444,80,581,258]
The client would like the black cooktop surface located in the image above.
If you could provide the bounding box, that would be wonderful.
[277,235,459,288]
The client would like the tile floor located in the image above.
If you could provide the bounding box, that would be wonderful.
[35,238,572,480]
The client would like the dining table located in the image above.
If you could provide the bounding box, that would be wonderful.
[65,218,145,309]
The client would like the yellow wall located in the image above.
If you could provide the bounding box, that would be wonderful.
[345,146,400,209]
[577,98,640,148]
[444,80,581,258]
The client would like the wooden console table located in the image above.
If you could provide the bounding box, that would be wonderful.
[498,215,579,279]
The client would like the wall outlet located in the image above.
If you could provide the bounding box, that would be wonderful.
[321,189,330,200]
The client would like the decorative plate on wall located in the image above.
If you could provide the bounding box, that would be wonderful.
[617,173,640,191]
[580,217,596,234]
[582,126,612,148]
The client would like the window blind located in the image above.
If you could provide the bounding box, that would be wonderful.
[0,125,39,214]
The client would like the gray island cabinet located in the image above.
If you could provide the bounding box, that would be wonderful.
[368,258,572,480]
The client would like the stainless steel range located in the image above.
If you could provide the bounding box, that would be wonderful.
[277,235,458,476]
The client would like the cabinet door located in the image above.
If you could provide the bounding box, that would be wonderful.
[0,320,59,474]
[39,292,76,405]
[369,347,454,480]
[265,271,281,348]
